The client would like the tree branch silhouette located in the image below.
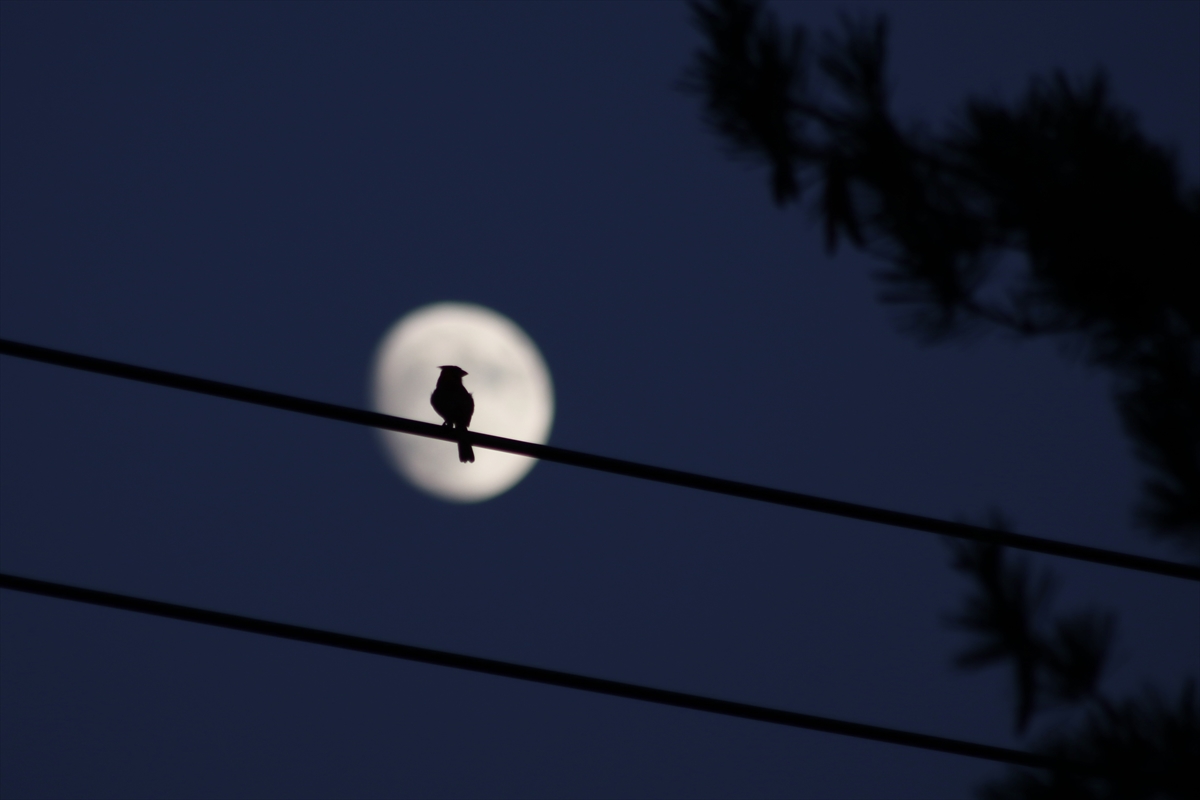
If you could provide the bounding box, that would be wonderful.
[682,0,1200,554]
[945,527,1197,799]
[944,513,1117,736]
[683,2,1200,795]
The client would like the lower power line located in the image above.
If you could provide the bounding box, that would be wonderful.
[2,571,1081,773]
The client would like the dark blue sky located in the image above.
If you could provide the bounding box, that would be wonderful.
[1,2,1197,797]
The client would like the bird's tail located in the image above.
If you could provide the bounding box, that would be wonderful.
[457,428,475,463]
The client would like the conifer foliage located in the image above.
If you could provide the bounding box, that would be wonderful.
[683,2,1200,795]
[682,0,1199,551]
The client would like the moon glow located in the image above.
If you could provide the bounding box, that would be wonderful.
[371,302,555,503]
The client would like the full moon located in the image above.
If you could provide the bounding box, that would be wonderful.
[370,302,555,502]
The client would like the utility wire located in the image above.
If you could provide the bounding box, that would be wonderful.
[3,337,1197,582]
[1,571,1086,773]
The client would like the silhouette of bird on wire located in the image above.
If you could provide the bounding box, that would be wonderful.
[431,365,475,463]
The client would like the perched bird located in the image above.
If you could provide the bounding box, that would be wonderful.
[430,365,475,463]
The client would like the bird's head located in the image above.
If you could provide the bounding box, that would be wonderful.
[438,365,468,377]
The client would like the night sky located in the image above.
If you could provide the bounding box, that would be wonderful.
[1,2,1197,798]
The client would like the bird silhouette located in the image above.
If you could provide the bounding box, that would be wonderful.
[430,365,475,463]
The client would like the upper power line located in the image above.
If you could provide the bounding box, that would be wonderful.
[2,337,1197,582]
[0,571,1088,773]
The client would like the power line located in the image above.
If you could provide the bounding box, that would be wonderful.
[3,337,1197,582]
[0,571,1084,773]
